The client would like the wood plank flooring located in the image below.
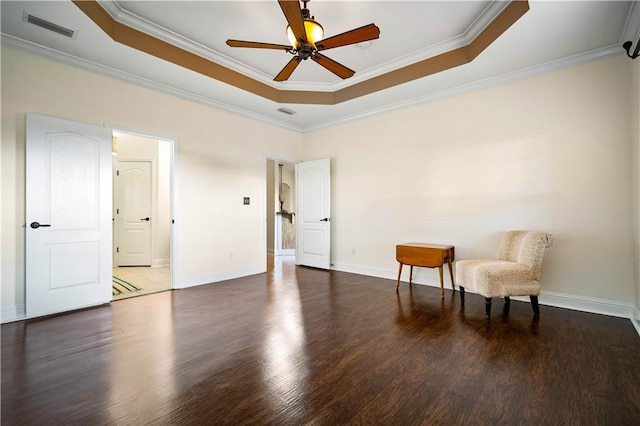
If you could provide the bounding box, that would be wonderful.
[2,257,640,425]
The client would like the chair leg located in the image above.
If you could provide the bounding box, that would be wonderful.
[485,297,492,317]
[504,296,510,305]
[502,300,511,316]
[460,286,465,304]
[530,295,540,315]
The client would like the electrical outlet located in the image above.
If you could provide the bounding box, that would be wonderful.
[229,252,234,260]
[351,249,357,256]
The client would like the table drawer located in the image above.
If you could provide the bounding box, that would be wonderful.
[396,245,447,267]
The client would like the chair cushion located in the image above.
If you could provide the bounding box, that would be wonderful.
[498,231,554,277]
[456,259,541,298]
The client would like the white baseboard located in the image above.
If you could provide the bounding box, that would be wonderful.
[152,258,170,267]
[1,304,25,324]
[275,249,295,256]
[332,263,398,282]
[5,261,639,338]
[510,291,635,319]
[175,266,265,289]
[633,308,640,336]
[332,262,640,336]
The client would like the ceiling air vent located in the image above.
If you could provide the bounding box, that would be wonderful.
[277,108,296,115]
[23,12,76,39]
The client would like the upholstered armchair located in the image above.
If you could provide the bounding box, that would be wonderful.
[456,231,554,317]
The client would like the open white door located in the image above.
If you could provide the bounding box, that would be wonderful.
[117,161,152,266]
[26,113,112,318]
[296,158,331,269]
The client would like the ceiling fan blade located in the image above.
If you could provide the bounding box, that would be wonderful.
[312,53,355,79]
[316,23,380,51]
[278,0,307,43]
[226,40,292,50]
[274,57,302,81]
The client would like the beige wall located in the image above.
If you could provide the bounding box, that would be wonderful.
[1,47,303,319]
[266,160,275,254]
[2,46,638,321]
[280,162,296,213]
[303,55,636,308]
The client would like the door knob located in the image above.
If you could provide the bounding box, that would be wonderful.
[320,218,330,222]
[140,217,150,221]
[30,221,51,229]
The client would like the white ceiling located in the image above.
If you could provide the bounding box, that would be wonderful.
[2,1,639,132]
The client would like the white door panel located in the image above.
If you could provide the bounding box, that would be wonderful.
[118,161,151,266]
[26,113,112,318]
[296,158,331,269]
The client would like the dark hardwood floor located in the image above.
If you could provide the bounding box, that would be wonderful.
[2,256,640,425]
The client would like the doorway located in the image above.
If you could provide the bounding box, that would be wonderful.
[112,130,174,300]
[267,159,296,262]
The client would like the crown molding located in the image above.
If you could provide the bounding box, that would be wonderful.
[338,1,511,91]
[100,0,511,93]
[621,0,640,44]
[0,34,303,132]
[2,29,623,134]
[286,0,505,93]
[303,44,624,133]
[72,0,529,106]
[98,0,283,89]
[2,33,623,134]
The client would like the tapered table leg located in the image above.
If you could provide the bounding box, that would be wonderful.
[396,263,403,292]
[447,260,455,291]
[409,265,414,287]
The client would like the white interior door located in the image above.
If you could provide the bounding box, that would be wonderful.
[296,158,331,269]
[117,161,152,266]
[26,113,112,318]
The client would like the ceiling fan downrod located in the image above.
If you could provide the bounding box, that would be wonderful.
[302,0,311,20]
[290,0,320,60]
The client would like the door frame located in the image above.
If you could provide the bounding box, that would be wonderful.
[265,157,298,267]
[108,124,178,290]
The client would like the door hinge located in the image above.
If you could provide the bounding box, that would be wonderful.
[116,208,119,214]
[116,247,119,253]
[116,170,119,176]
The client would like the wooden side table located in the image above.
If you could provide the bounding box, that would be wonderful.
[396,243,455,297]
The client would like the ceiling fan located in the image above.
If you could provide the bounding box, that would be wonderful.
[226,0,380,82]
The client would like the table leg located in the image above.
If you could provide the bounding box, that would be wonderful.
[396,263,403,292]
[438,266,444,298]
[409,265,414,286]
[447,260,455,291]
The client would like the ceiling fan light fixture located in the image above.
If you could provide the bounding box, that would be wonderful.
[227,0,379,81]
[286,19,324,49]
